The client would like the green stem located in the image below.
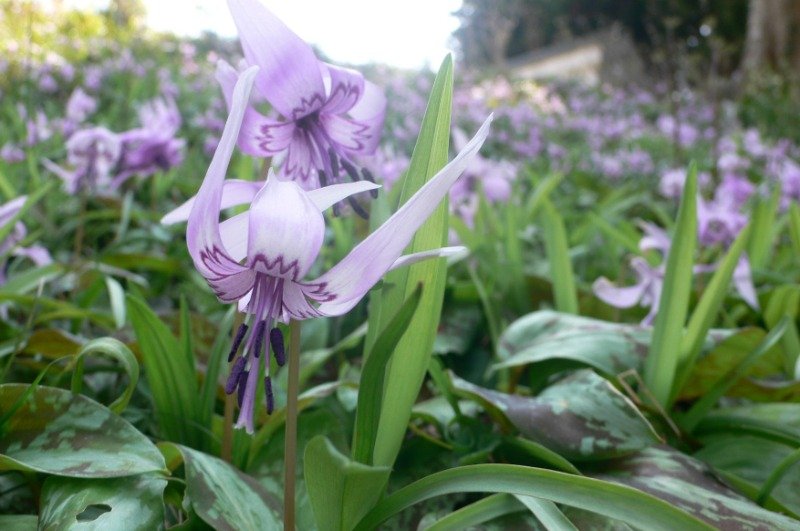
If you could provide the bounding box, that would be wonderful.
[284,320,301,530]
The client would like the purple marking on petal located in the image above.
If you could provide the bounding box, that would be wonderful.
[270,327,285,366]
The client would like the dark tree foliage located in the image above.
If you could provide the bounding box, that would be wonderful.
[454,0,749,71]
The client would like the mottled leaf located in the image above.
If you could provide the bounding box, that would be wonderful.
[494,311,731,377]
[694,434,800,516]
[494,311,651,375]
[0,384,165,477]
[22,328,82,359]
[594,446,800,530]
[451,370,659,461]
[38,474,167,530]
[167,444,282,531]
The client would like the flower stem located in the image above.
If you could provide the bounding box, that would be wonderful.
[284,319,301,530]
[222,312,243,463]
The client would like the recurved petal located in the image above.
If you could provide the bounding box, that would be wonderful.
[12,244,52,266]
[734,257,759,309]
[161,179,263,225]
[321,63,365,115]
[281,131,318,188]
[219,211,249,263]
[302,116,493,316]
[227,0,325,120]
[0,196,26,228]
[187,65,258,299]
[593,277,646,308]
[307,181,380,212]
[216,60,297,157]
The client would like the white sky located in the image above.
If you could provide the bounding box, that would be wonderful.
[44,0,463,69]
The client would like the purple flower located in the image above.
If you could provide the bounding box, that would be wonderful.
[0,196,52,286]
[219,0,387,190]
[170,67,488,433]
[594,257,664,326]
[117,98,185,181]
[449,127,515,208]
[1,143,25,163]
[43,127,122,194]
[697,196,747,247]
[66,88,97,124]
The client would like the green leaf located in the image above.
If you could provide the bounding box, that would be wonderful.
[788,202,800,257]
[676,328,800,403]
[680,318,788,431]
[70,337,139,414]
[645,163,697,405]
[451,370,659,461]
[366,55,455,468]
[0,263,62,295]
[694,434,800,516]
[0,515,37,530]
[425,493,525,531]
[0,384,165,477]
[352,284,423,464]
[38,474,167,530]
[164,443,282,530]
[493,311,652,375]
[594,445,800,530]
[126,294,205,449]
[540,198,578,314]
[748,186,781,271]
[304,435,391,531]
[352,463,713,531]
[673,224,751,401]
[515,496,578,531]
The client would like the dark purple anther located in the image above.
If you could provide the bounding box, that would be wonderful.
[252,320,266,358]
[237,370,249,408]
[361,168,379,198]
[270,327,285,366]
[328,147,340,181]
[347,195,369,219]
[340,158,360,183]
[228,323,249,362]
[265,376,274,414]
[225,357,246,394]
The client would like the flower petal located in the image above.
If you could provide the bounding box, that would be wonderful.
[320,63,365,115]
[389,246,468,271]
[302,115,493,315]
[282,131,318,187]
[219,211,249,263]
[216,60,297,157]
[12,244,52,266]
[307,181,380,211]
[161,179,263,225]
[187,65,259,301]
[0,196,26,228]
[227,0,325,120]
[593,277,646,308]
[246,176,325,280]
[734,257,759,309]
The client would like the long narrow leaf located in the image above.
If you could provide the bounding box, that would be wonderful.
[367,56,455,468]
[352,284,423,465]
[671,225,751,401]
[352,464,712,531]
[644,163,697,405]
[540,198,578,314]
[426,493,524,531]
